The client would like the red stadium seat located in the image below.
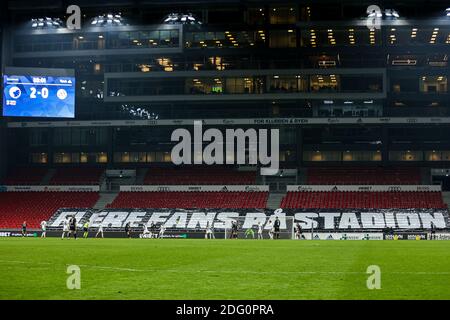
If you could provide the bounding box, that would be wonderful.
[49,168,104,185]
[108,191,268,209]
[306,167,421,185]
[0,192,99,229]
[281,191,447,209]
[143,166,257,185]
[3,167,48,185]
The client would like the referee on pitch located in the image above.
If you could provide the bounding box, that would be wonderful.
[274,217,281,239]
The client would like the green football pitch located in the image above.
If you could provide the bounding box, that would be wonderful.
[1,238,450,300]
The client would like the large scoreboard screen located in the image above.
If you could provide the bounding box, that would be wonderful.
[2,71,75,118]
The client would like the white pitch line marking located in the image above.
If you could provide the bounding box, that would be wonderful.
[1,260,450,276]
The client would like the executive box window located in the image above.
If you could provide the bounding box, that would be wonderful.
[310,75,338,92]
[340,75,382,92]
[53,128,108,147]
[425,151,450,161]
[54,152,107,164]
[208,8,243,24]
[185,31,264,48]
[303,151,341,162]
[318,100,382,117]
[109,78,185,96]
[107,30,179,49]
[268,76,307,93]
[247,7,265,25]
[14,30,180,53]
[269,6,297,24]
[14,34,74,52]
[342,151,382,161]
[29,129,48,146]
[300,28,381,47]
[269,30,296,48]
[185,77,265,94]
[53,153,72,164]
[114,152,171,163]
[420,76,448,93]
[389,151,423,161]
[279,150,296,162]
[30,153,48,164]
[391,78,418,93]
[387,27,450,46]
[187,78,223,94]
[226,77,264,94]
[303,151,381,162]
[109,73,381,97]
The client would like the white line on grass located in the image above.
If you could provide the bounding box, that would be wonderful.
[1,259,450,276]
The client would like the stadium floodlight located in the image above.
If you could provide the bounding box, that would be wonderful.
[90,13,126,26]
[31,17,63,29]
[366,7,400,19]
[384,9,400,18]
[163,13,202,24]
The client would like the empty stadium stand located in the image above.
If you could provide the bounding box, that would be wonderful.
[49,168,104,185]
[2,167,47,185]
[281,191,446,209]
[306,167,421,185]
[0,192,99,229]
[108,191,268,209]
[143,166,257,185]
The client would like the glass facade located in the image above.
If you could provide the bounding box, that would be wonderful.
[14,29,180,52]
[3,1,450,168]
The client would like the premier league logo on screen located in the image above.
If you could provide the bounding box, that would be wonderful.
[3,74,75,118]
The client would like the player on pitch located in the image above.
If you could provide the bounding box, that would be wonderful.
[40,220,47,238]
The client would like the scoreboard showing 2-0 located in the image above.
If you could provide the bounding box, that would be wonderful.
[2,68,75,118]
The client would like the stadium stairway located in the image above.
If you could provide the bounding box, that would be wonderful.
[298,168,307,184]
[442,192,450,208]
[40,168,55,185]
[93,192,119,210]
[135,168,148,185]
[267,192,286,209]
[421,167,432,184]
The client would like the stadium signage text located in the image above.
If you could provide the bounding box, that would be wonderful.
[10,117,450,128]
[119,185,269,192]
[0,185,99,192]
[49,209,448,230]
[431,233,450,240]
[287,185,441,192]
[383,233,428,240]
[302,233,384,240]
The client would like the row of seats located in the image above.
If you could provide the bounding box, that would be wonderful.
[2,168,48,185]
[281,192,447,209]
[3,168,105,185]
[49,168,104,185]
[143,166,257,185]
[0,192,100,229]
[3,166,425,186]
[307,167,421,185]
[108,192,268,209]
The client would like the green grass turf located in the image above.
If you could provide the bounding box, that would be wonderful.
[1,238,450,300]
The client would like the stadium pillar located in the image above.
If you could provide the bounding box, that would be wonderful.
[381,126,389,165]
[47,128,54,167]
[297,128,303,168]
[107,127,114,168]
